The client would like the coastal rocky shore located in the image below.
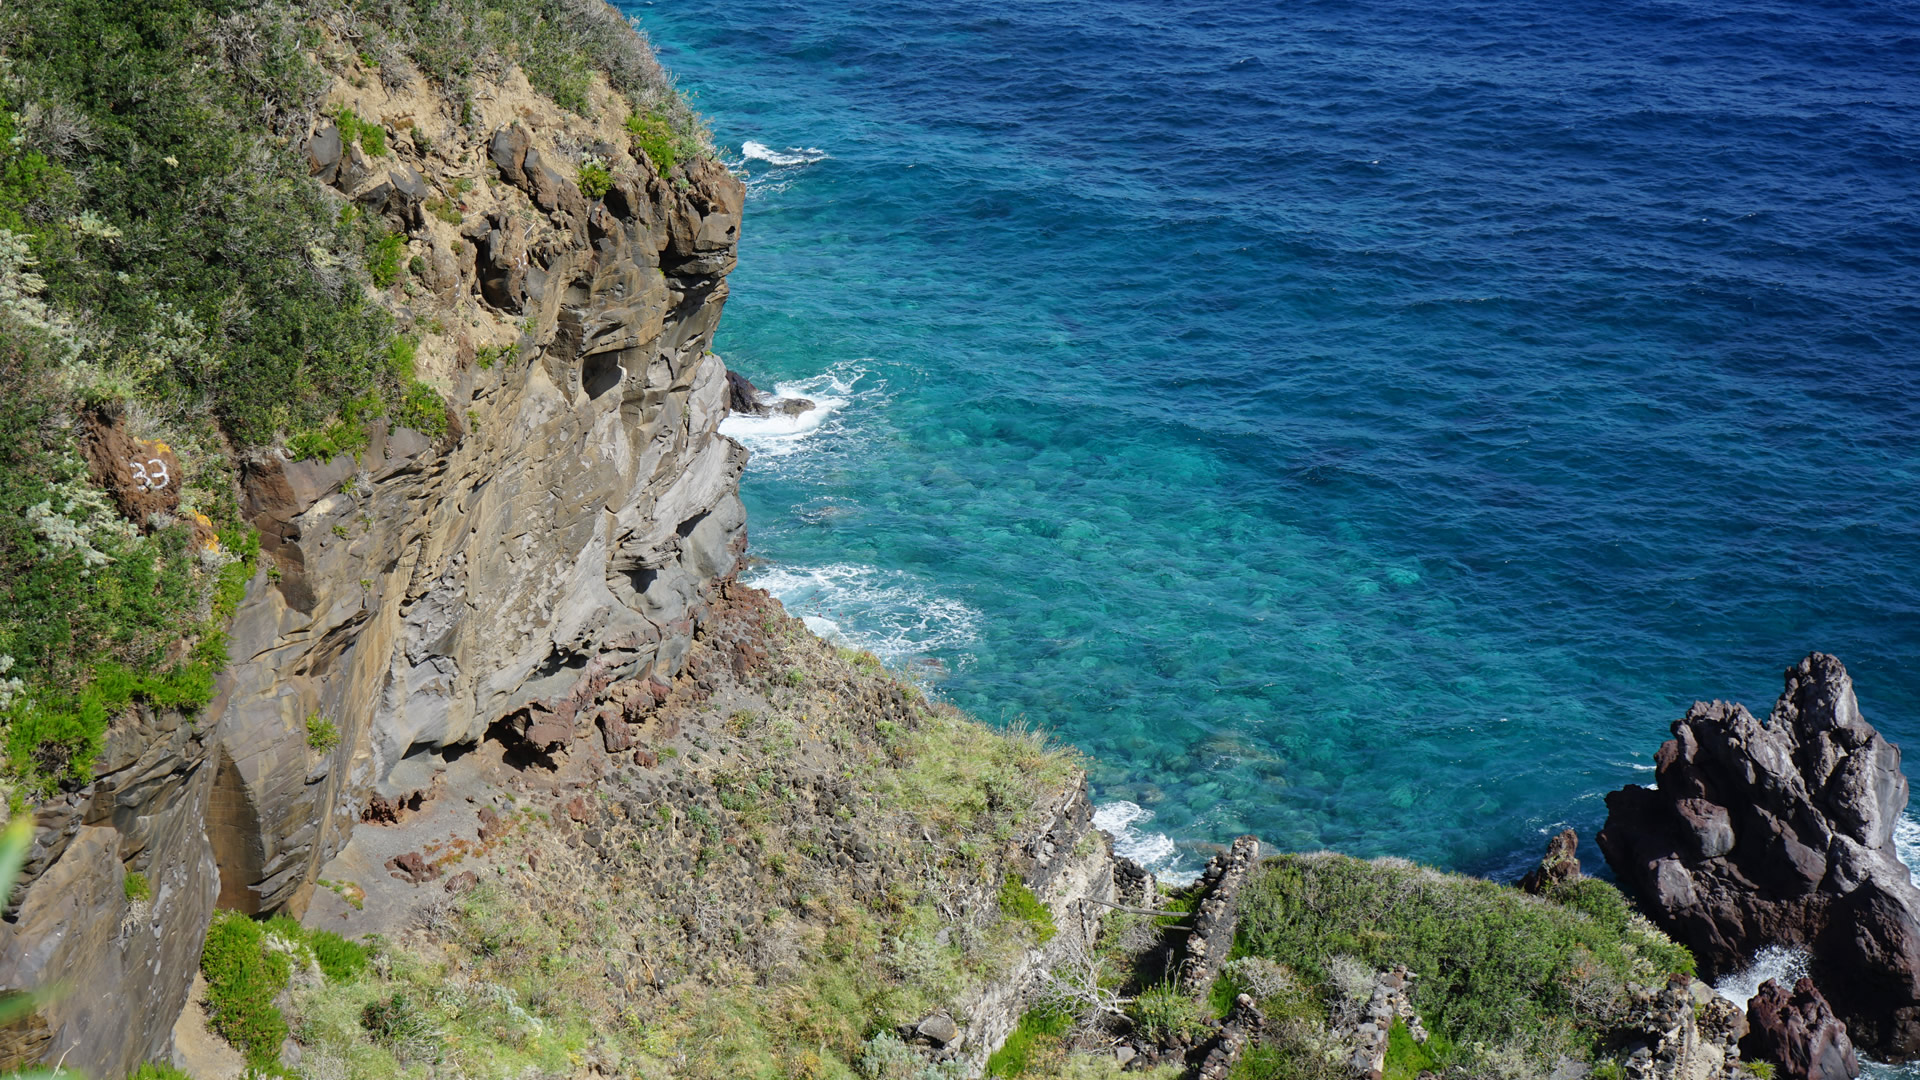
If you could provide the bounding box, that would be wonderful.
[1600,653,1920,1057]
[0,2,1911,1079]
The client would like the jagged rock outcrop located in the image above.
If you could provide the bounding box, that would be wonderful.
[1520,827,1583,894]
[0,56,748,1074]
[1599,653,1920,1056]
[1741,978,1859,1080]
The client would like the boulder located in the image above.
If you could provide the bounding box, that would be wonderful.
[1741,978,1859,1080]
[725,369,764,414]
[1599,653,1920,1056]
[1520,827,1583,895]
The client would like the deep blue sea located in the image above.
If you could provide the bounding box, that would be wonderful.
[620,0,1920,884]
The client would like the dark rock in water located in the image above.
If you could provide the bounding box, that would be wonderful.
[1599,653,1920,1057]
[726,369,765,414]
[1741,978,1859,1080]
[723,368,814,418]
[1520,827,1583,895]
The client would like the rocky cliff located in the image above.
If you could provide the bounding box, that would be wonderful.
[1600,653,1920,1057]
[0,45,748,1078]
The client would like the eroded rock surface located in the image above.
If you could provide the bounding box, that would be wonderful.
[0,55,748,1073]
[1741,978,1859,1080]
[1599,653,1920,1055]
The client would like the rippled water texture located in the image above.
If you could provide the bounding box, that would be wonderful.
[625,0,1920,879]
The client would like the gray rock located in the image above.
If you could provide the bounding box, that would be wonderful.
[915,1013,959,1047]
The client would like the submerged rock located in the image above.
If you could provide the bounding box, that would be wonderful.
[1599,653,1920,1056]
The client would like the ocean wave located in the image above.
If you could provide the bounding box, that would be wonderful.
[741,140,829,167]
[747,562,980,664]
[1712,944,1810,1012]
[717,361,881,461]
[1093,801,1199,885]
[1897,812,1920,888]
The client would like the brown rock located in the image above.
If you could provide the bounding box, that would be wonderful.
[444,870,479,895]
[1742,978,1860,1080]
[632,748,658,769]
[1599,654,1920,1055]
[599,712,633,753]
[1519,828,1582,895]
[384,851,438,884]
[566,795,596,824]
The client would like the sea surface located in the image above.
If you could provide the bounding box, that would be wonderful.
[620,0,1920,887]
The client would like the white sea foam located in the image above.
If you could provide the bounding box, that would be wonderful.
[801,615,848,645]
[717,361,880,462]
[747,563,980,664]
[741,140,829,167]
[1093,801,1199,885]
[1713,944,1811,1012]
[1896,812,1920,888]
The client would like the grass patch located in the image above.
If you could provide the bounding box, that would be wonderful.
[998,874,1056,944]
[123,870,150,902]
[1384,1018,1455,1080]
[201,911,293,1071]
[986,1004,1071,1078]
[306,714,340,752]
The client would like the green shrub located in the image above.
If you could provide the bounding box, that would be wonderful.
[1125,983,1204,1045]
[123,870,150,902]
[305,713,340,752]
[334,108,389,157]
[626,110,677,175]
[200,911,291,1070]
[1746,1064,1776,1080]
[986,1004,1070,1078]
[1384,1018,1456,1080]
[1232,854,1695,1062]
[308,928,369,981]
[397,382,449,438]
[368,232,407,287]
[130,1063,192,1080]
[578,159,613,199]
[998,875,1056,944]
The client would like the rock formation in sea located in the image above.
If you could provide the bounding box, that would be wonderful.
[1519,826,1583,894]
[1741,977,1860,1080]
[1599,652,1920,1056]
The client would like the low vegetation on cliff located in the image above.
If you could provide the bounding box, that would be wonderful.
[190,587,1086,1080]
[1221,854,1694,1079]
[0,0,709,799]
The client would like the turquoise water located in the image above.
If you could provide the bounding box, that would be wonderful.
[624,0,1920,880]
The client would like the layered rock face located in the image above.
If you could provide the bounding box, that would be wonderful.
[0,62,746,1076]
[1599,653,1920,1055]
